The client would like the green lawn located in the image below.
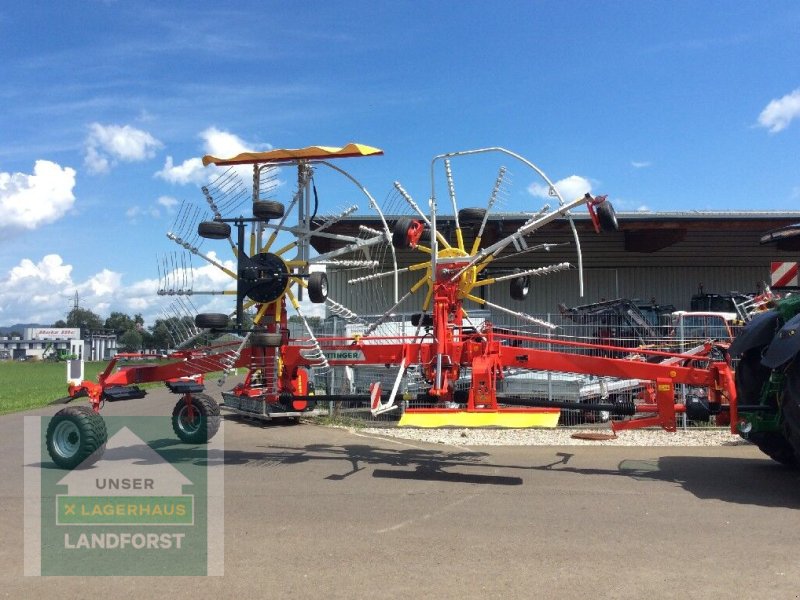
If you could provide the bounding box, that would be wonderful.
[0,360,107,415]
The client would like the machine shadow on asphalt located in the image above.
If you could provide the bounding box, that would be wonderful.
[31,433,800,509]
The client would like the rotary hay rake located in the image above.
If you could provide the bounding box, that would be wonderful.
[45,143,741,470]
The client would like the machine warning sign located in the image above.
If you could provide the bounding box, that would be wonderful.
[24,417,224,576]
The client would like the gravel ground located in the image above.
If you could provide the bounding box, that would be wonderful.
[358,426,750,447]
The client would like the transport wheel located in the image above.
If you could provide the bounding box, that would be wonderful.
[596,200,618,232]
[198,220,231,240]
[250,332,283,347]
[253,200,285,220]
[410,313,433,327]
[736,349,797,466]
[308,271,328,303]
[195,313,229,329]
[46,406,107,470]
[510,274,530,301]
[171,393,221,444]
[392,217,413,249]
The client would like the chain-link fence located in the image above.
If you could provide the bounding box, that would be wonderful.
[287,308,734,428]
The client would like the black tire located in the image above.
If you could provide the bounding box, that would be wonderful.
[251,332,283,347]
[198,221,231,240]
[171,393,221,444]
[410,313,433,327]
[735,349,771,405]
[596,201,618,232]
[392,218,412,249]
[510,274,530,301]
[46,406,107,470]
[195,313,229,329]
[458,208,487,226]
[308,271,328,303]
[735,349,797,466]
[253,200,285,220]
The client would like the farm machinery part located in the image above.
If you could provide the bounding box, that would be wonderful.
[45,143,740,470]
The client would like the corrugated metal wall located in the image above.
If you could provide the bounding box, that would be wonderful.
[326,224,794,318]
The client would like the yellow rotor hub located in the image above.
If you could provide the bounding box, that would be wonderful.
[433,247,478,299]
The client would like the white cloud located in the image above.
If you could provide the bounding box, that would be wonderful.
[757,89,800,133]
[125,205,161,222]
[157,195,179,210]
[0,161,76,230]
[156,127,271,185]
[631,161,652,169]
[0,250,325,333]
[155,155,207,185]
[527,175,592,202]
[0,254,160,325]
[84,123,163,174]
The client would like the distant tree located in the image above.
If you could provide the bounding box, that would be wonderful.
[52,319,68,328]
[66,307,104,339]
[119,329,143,352]
[104,311,137,335]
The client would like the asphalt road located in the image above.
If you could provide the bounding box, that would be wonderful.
[1,385,800,599]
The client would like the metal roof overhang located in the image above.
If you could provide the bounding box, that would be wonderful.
[311,212,800,254]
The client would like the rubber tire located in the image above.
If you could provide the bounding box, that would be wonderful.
[308,271,328,303]
[46,406,107,470]
[253,200,285,220]
[198,221,231,240]
[171,393,221,444]
[251,332,283,347]
[392,218,412,249]
[458,208,487,226]
[735,349,771,405]
[195,313,229,329]
[510,275,530,301]
[410,313,433,327]
[596,201,618,232]
[736,349,797,466]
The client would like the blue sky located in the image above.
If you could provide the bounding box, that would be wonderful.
[1,1,799,326]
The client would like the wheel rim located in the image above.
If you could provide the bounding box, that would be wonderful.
[52,420,81,459]
[177,404,202,435]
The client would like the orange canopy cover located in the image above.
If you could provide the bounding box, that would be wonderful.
[202,143,383,166]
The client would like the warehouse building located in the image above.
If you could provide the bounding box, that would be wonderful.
[320,211,800,318]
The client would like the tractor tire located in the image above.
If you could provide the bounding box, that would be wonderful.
[458,208,487,226]
[510,274,530,301]
[250,332,283,347]
[308,271,328,303]
[171,393,221,444]
[780,361,800,464]
[736,349,797,466]
[410,313,433,327]
[747,431,797,467]
[392,218,413,249]
[46,406,107,470]
[596,200,618,232]
[253,200,285,221]
[195,313,229,329]
[735,349,771,404]
[198,221,231,240]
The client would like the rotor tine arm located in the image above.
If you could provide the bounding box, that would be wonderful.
[471,166,507,254]
[464,294,557,329]
[444,159,464,251]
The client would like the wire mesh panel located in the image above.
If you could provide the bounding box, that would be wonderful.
[290,307,733,428]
